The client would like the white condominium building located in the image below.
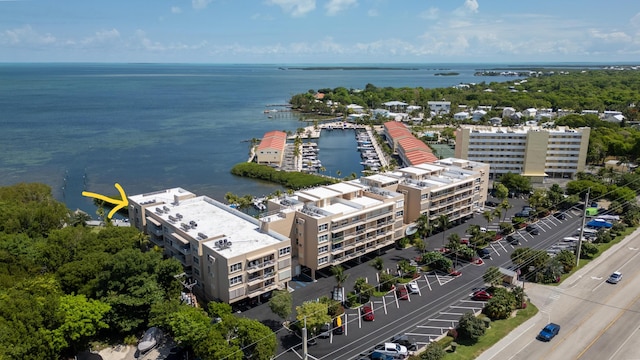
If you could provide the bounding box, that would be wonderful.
[261,157,489,279]
[128,188,292,304]
[455,125,590,182]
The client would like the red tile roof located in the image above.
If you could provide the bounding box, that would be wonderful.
[257,131,287,151]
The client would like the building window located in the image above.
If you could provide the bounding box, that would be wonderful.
[318,223,328,232]
[318,234,328,243]
[279,246,291,257]
[229,275,243,286]
[421,193,428,200]
[318,256,328,265]
[396,210,404,217]
[319,245,328,254]
[230,262,242,273]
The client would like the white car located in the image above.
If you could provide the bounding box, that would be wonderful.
[407,282,419,294]
[373,343,408,358]
[607,271,622,284]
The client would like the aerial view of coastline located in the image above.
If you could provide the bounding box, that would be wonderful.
[1,1,640,360]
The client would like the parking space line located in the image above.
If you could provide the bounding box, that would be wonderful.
[489,242,500,256]
[423,274,433,291]
[439,311,465,316]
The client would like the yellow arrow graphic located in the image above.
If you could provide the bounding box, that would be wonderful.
[82,183,129,220]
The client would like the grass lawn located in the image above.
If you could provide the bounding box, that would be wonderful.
[442,302,539,360]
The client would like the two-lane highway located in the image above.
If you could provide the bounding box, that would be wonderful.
[478,227,640,360]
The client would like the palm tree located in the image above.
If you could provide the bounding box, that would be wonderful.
[69,210,91,227]
[499,199,512,221]
[482,210,494,228]
[331,265,349,288]
[437,214,450,247]
[136,232,151,252]
[416,213,434,240]
[370,257,384,271]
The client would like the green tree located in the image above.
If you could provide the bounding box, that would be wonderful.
[268,290,293,320]
[51,294,111,354]
[579,241,599,259]
[554,250,576,273]
[493,183,509,201]
[457,312,486,343]
[483,266,502,287]
[233,317,277,360]
[208,302,233,319]
[498,172,532,194]
[295,301,331,336]
[420,341,445,360]
[483,288,517,320]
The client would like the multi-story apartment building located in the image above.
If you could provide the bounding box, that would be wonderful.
[261,158,489,279]
[128,188,292,304]
[455,125,590,183]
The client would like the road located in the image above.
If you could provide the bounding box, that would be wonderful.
[477,226,640,360]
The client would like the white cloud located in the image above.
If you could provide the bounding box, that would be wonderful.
[367,9,378,17]
[267,0,316,17]
[453,0,479,16]
[630,12,640,28]
[192,0,212,10]
[419,7,439,20]
[325,0,357,16]
[171,6,182,14]
[590,30,631,43]
[0,25,55,45]
[80,29,120,45]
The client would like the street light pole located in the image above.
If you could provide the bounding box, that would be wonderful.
[576,188,590,266]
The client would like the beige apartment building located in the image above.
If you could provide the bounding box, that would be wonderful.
[455,125,590,183]
[128,188,292,304]
[261,158,489,278]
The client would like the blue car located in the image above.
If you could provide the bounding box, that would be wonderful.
[537,323,561,341]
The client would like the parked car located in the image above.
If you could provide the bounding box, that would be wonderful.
[397,285,409,300]
[407,282,419,294]
[553,212,567,220]
[607,271,622,284]
[477,247,491,259]
[372,343,408,358]
[362,305,375,321]
[506,235,520,245]
[138,327,161,353]
[472,290,493,301]
[370,351,394,360]
[485,200,499,207]
[390,334,418,351]
[333,316,344,335]
[526,225,539,235]
[319,323,331,338]
[537,323,561,341]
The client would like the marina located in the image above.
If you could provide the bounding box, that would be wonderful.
[268,120,390,175]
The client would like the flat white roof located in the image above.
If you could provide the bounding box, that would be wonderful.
[129,187,195,205]
[135,191,287,259]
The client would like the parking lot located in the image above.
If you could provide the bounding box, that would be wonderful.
[240,197,594,360]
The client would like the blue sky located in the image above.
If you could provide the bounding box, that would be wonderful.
[1,0,639,63]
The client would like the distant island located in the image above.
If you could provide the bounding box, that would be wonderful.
[281,66,419,71]
[434,72,459,76]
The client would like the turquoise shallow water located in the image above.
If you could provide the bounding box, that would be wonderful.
[0,63,522,214]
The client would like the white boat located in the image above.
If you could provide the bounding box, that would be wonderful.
[138,327,161,353]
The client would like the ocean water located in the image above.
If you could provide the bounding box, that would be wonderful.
[0,63,521,215]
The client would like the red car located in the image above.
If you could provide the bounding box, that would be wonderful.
[362,305,374,321]
[472,290,492,301]
[397,286,409,300]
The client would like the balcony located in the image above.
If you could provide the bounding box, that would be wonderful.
[247,259,276,271]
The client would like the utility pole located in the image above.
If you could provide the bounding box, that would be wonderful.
[302,316,308,360]
[576,188,590,266]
